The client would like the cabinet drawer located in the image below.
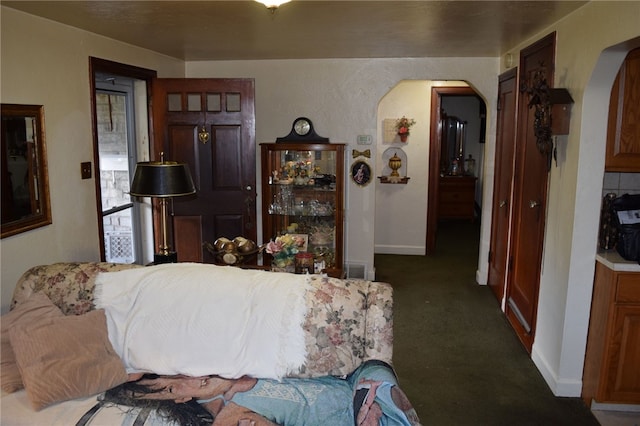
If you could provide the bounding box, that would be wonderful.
[616,274,640,302]
[440,191,473,203]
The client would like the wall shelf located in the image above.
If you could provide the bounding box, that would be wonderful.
[378,176,410,184]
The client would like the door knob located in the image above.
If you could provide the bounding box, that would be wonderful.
[245,185,252,191]
[499,200,507,208]
[529,200,541,208]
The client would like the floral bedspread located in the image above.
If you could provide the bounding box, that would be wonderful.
[10,262,393,378]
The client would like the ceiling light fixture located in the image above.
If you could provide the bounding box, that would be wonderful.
[255,0,291,13]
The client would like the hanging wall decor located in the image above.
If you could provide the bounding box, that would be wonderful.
[378,148,410,184]
[395,116,416,142]
[521,66,574,170]
[351,160,371,186]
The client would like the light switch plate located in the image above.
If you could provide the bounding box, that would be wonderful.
[81,162,92,179]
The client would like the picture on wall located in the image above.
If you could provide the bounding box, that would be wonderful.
[351,160,371,186]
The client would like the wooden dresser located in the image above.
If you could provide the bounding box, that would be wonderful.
[438,176,477,221]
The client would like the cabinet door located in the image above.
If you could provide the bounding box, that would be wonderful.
[601,304,640,403]
[605,47,640,172]
[261,143,344,277]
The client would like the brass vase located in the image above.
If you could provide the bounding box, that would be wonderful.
[389,153,402,177]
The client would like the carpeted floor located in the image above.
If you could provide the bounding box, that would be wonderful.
[374,220,600,426]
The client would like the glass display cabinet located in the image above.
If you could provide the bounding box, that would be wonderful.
[260,142,345,278]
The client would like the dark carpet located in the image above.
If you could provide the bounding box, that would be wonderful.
[374,221,599,426]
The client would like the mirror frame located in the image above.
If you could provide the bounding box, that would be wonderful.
[1,104,52,238]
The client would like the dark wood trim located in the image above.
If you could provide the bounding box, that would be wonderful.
[426,86,479,254]
[88,57,157,261]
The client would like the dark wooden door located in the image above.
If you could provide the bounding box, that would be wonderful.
[152,78,256,263]
[505,33,555,352]
[487,68,518,302]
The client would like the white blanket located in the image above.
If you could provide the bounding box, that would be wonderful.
[94,263,310,380]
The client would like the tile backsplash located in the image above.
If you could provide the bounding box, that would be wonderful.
[602,172,640,197]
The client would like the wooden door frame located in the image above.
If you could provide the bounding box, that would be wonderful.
[505,32,556,352]
[426,86,479,254]
[487,67,518,304]
[89,57,157,261]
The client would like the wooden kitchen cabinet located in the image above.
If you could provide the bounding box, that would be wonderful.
[438,176,477,221]
[582,261,640,405]
[260,142,345,278]
[605,47,640,172]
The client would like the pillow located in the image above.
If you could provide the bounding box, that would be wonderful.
[1,293,63,393]
[9,309,128,410]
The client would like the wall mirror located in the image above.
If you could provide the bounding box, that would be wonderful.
[1,104,51,238]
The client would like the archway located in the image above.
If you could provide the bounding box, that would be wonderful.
[374,80,487,257]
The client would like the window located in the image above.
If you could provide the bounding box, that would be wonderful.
[95,75,147,263]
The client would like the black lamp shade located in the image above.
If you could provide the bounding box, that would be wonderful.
[129,161,196,198]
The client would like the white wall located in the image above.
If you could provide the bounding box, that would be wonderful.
[500,2,640,396]
[375,80,434,255]
[185,61,498,280]
[0,7,184,312]
[373,80,485,256]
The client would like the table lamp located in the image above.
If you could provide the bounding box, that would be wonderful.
[129,157,196,264]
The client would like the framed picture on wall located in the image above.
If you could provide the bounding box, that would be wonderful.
[351,160,371,186]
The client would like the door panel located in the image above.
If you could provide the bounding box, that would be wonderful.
[488,68,518,303]
[505,33,555,352]
[173,216,202,262]
[152,78,256,263]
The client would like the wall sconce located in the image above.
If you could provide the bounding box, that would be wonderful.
[129,155,196,264]
[255,0,291,13]
[521,68,574,169]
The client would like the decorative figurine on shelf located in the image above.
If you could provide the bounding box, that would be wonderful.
[395,116,416,142]
[389,152,402,177]
[265,234,305,272]
[450,158,461,176]
[464,154,476,176]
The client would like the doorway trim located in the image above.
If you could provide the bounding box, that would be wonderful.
[89,57,157,261]
[426,86,479,254]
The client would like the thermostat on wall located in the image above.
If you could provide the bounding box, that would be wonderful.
[357,135,372,145]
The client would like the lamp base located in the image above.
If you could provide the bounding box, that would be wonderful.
[154,252,178,264]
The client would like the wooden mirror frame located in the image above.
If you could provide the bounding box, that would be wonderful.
[1,104,52,238]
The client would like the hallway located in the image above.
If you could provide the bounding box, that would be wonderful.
[374,221,600,425]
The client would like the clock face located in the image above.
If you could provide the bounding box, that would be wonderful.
[294,118,311,136]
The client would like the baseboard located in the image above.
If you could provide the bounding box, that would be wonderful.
[343,262,376,280]
[475,268,487,285]
[374,245,425,255]
[531,346,583,397]
[345,262,366,279]
[590,401,640,412]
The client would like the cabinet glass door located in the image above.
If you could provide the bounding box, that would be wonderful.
[261,143,344,277]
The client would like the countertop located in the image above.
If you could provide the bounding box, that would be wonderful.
[596,249,640,272]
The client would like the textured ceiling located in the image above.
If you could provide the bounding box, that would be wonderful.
[2,1,588,60]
